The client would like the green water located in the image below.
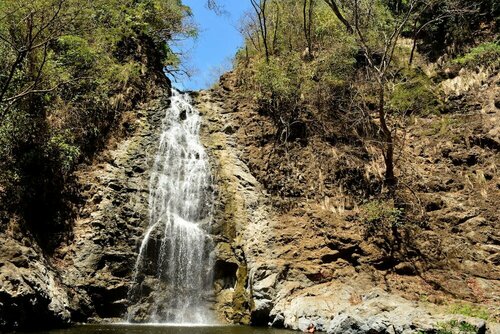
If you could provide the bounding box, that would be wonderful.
[33,325,296,334]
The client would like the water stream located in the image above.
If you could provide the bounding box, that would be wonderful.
[128,89,214,324]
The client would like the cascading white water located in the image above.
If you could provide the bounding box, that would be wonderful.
[128,89,215,324]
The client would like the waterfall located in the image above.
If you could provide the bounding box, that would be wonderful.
[128,89,215,324]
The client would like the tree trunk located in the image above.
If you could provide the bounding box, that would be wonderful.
[303,0,314,59]
[378,83,397,192]
[250,0,270,62]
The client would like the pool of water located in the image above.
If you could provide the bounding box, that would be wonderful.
[33,324,296,334]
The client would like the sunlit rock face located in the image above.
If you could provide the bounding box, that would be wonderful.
[193,72,500,334]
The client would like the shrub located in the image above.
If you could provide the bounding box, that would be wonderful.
[437,320,479,334]
[57,35,97,72]
[0,0,193,248]
[450,303,490,320]
[362,200,405,229]
[453,42,500,70]
[253,55,303,133]
[48,134,81,175]
[389,68,442,116]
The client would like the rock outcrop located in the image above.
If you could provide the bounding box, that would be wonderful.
[0,229,74,331]
[0,90,168,330]
[197,90,275,324]
[55,95,168,322]
[192,68,500,333]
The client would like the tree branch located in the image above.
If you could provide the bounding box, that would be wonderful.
[324,0,353,33]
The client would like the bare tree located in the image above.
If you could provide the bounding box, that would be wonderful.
[271,3,281,55]
[408,0,475,65]
[206,0,227,16]
[238,10,262,52]
[207,0,218,10]
[352,0,419,190]
[319,0,418,190]
[250,0,270,63]
[320,0,471,191]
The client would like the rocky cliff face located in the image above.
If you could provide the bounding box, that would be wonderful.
[193,68,500,333]
[0,227,73,330]
[0,87,169,330]
[54,94,169,322]
[0,67,498,333]
[196,90,274,324]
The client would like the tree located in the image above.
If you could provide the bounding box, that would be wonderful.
[321,0,420,191]
[250,0,270,63]
[323,0,353,33]
[303,0,315,59]
[408,0,478,64]
[409,0,482,65]
[357,0,417,189]
[207,0,227,15]
[0,0,193,249]
[321,0,470,191]
[0,0,69,112]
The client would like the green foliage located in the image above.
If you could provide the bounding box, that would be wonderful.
[251,54,306,139]
[361,200,405,229]
[450,303,490,320]
[0,0,193,240]
[56,35,98,73]
[48,134,81,175]
[437,320,479,334]
[254,55,302,111]
[412,0,499,61]
[308,30,357,89]
[389,68,442,116]
[420,116,464,142]
[0,108,31,205]
[237,0,359,138]
[453,42,500,70]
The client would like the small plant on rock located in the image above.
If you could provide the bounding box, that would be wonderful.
[437,320,479,334]
[361,199,405,236]
[360,198,425,272]
[450,303,490,320]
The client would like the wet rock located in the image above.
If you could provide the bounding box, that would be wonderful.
[52,96,168,323]
[327,314,364,334]
[87,284,129,318]
[250,270,279,325]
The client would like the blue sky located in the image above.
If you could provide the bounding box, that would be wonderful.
[171,0,252,91]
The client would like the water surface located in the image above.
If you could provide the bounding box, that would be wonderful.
[34,325,296,334]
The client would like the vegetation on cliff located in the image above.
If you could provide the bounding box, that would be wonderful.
[0,0,193,248]
[233,0,498,200]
